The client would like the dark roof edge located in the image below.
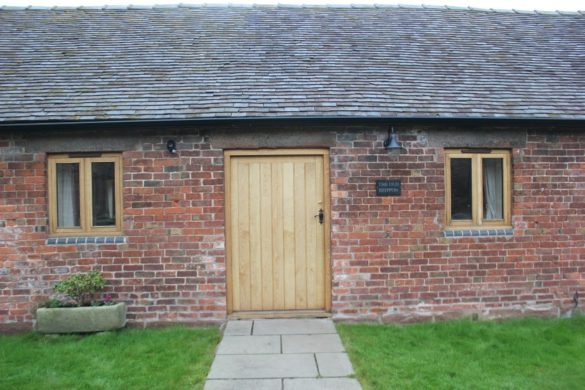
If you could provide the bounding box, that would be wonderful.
[1,116,585,132]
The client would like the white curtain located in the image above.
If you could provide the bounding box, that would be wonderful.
[483,159,503,220]
[57,164,79,227]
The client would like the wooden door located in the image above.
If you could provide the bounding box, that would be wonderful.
[225,150,330,313]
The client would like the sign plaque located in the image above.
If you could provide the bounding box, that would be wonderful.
[376,180,401,196]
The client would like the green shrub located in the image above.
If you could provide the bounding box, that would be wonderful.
[53,271,106,306]
[38,298,76,308]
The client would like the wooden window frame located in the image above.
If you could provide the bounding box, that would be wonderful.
[445,149,511,228]
[48,154,123,236]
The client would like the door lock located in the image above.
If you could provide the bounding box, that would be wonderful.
[314,208,324,224]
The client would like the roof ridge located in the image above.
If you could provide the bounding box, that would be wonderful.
[0,3,583,15]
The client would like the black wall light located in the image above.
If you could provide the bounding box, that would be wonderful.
[383,126,402,150]
[166,139,177,154]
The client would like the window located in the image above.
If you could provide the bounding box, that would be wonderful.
[48,154,122,235]
[445,149,511,227]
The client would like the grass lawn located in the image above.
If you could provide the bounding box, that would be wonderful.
[0,326,220,390]
[338,316,585,390]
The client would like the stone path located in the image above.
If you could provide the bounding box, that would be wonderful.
[205,318,362,390]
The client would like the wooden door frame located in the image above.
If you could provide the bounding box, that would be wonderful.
[224,149,331,315]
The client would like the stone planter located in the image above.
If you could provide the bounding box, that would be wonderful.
[36,302,127,334]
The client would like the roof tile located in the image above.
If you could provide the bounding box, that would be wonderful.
[0,6,584,122]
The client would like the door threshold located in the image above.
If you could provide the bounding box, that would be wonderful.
[229,310,331,320]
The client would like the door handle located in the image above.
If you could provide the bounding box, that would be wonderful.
[314,208,324,224]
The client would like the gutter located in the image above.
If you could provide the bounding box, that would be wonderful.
[1,115,585,131]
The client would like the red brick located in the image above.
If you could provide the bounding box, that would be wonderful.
[2,128,585,328]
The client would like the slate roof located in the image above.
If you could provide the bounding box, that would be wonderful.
[1,5,584,123]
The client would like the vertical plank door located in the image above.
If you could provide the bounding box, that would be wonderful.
[226,151,328,312]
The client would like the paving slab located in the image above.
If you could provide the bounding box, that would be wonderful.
[253,319,336,335]
[284,378,362,390]
[223,320,252,336]
[217,335,280,354]
[282,334,345,353]
[206,319,361,389]
[208,353,318,379]
[316,353,354,377]
[205,379,282,390]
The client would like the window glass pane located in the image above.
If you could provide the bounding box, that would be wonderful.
[483,158,504,220]
[450,158,472,220]
[92,162,116,226]
[56,163,80,228]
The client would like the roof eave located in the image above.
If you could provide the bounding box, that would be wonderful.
[1,115,585,132]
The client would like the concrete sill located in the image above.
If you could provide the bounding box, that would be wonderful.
[46,236,126,245]
[443,229,513,237]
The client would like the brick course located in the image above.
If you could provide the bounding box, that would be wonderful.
[1,126,584,330]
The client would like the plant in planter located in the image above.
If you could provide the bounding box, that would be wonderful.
[53,270,106,306]
[36,271,126,334]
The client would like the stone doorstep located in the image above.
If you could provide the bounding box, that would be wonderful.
[207,353,318,379]
[252,319,337,335]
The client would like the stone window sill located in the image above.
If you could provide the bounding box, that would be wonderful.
[443,229,513,237]
[46,236,126,245]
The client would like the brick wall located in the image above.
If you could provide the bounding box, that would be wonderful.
[0,133,226,331]
[1,126,584,331]
[0,138,47,331]
[330,128,585,322]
